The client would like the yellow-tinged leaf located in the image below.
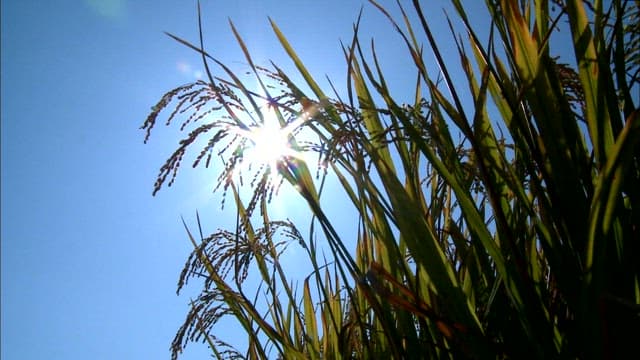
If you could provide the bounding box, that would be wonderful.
[303,280,321,359]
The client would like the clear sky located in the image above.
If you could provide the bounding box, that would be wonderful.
[1,1,489,359]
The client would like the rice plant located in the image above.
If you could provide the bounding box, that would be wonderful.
[142,0,639,358]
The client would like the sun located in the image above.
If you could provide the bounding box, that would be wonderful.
[244,115,296,167]
[232,103,306,180]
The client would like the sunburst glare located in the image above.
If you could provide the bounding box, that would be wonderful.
[230,101,307,184]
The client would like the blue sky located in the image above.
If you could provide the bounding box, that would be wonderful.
[1,1,491,359]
